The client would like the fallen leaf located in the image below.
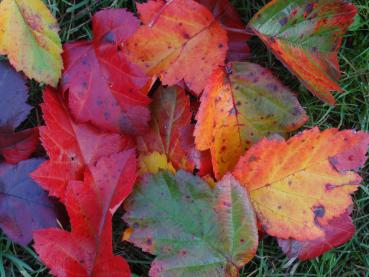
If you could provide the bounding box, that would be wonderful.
[126,0,228,95]
[31,88,134,200]
[233,128,369,243]
[62,9,151,134]
[278,210,355,260]
[138,86,210,174]
[195,62,307,179]
[0,60,38,164]
[139,151,176,175]
[249,0,357,104]
[197,0,251,61]
[34,150,136,277]
[0,0,62,86]
[0,158,59,245]
[124,171,258,277]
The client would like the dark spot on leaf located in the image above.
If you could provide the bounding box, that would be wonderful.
[279,17,288,26]
[313,205,325,218]
[102,31,115,44]
[218,43,224,48]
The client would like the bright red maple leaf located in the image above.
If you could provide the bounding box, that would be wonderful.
[32,88,134,201]
[34,150,136,277]
[61,9,151,135]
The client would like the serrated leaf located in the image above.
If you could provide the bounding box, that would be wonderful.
[233,128,369,251]
[0,158,59,245]
[124,171,258,277]
[195,62,307,179]
[0,60,38,164]
[249,0,357,104]
[61,9,150,134]
[126,0,228,95]
[0,0,62,86]
[31,88,134,201]
[34,150,136,277]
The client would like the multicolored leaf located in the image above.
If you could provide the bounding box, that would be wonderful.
[138,86,211,175]
[61,9,150,134]
[249,0,357,104]
[125,0,228,95]
[0,158,59,245]
[0,0,62,86]
[34,150,136,277]
[195,62,307,179]
[233,128,369,247]
[139,151,176,175]
[123,171,258,276]
[197,0,251,61]
[0,60,38,164]
[31,88,134,200]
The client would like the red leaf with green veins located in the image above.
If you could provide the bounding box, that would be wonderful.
[137,86,212,175]
[126,0,228,95]
[196,0,251,61]
[249,0,357,104]
[34,150,136,277]
[31,88,134,201]
[124,171,258,277]
[278,210,355,260]
[0,158,59,245]
[61,9,151,135]
[195,62,307,179]
[0,60,38,164]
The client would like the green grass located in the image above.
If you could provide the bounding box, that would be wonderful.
[1,0,369,276]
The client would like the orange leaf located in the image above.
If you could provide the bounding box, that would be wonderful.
[249,0,357,104]
[195,62,307,179]
[126,0,228,95]
[233,128,369,241]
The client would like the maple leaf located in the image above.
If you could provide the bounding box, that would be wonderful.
[0,158,59,245]
[197,0,251,61]
[0,0,62,86]
[278,210,355,260]
[125,0,228,95]
[195,62,307,179]
[34,150,136,277]
[123,171,258,276]
[137,86,211,175]
[249,0,357,104]
[0,60,39,164]
[31,88,134,200]
[61,9,151,134]
[233,128,369,246]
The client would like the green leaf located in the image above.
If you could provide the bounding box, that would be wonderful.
[123,171,258,277]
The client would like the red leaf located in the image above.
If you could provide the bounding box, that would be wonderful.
[61,9,151,134]
[34,150,136,277]
[197,0,251,61]
[0,159,59,245]
[278,210,355,260]
[31,88,134,200]
[0,60,38,163]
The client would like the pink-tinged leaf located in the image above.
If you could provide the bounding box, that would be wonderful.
[31,88,134,201]
[197,0,251,61]
[34,150,136,277]
[0,158,59,245]
[61,9,151,134]
[0,60,38,163]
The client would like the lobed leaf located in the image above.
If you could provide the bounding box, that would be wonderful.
[0,0,62,86]
[249,0,357,104]
[34,150,136,277]
[124,171,258,277]
[126,0,228,95]
[195,62,307,179]
[233,128,369,254]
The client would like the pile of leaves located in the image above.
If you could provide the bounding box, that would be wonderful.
[0,0,367,276]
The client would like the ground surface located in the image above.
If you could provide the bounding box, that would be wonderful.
[0,0,368,276]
